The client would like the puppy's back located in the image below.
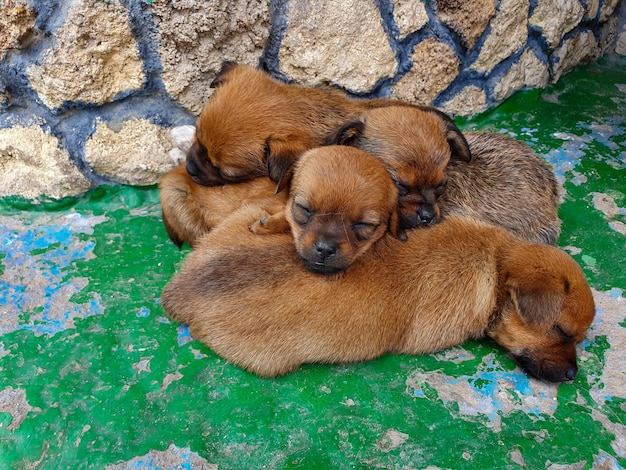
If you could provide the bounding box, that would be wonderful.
[440,132,561,244]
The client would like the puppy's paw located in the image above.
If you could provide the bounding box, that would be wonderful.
[249,211,290,235]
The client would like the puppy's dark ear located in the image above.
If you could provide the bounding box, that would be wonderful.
[210,61,239,88]
[264,138,304,193]
[445,123,472,163]
[324,121,365,146]
[386,207,408,242]
[420,107,471,162]
[507,278,565,329]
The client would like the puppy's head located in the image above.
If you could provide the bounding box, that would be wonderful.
[285,146,399,275]
[326,106,471,231]
[489,244,595,383]
[186,62,316,187]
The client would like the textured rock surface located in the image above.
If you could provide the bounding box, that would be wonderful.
[471,0,530,73]
[494,48,550,100]
[84,119,176,186]
[0,0,36,58]
[0,126,90,199]
[392,39,459,105]
[393,0,429,38]
[551,31,601,82]
[27,0,144,110]
[435,0,496,48]
[530,0,585,48]
[152,0,270,115]
[441,86,488,117]
[279,0,397,92]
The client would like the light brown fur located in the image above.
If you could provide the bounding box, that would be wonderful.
[162,149,594,382]
[185,62,467,192]
[329,107,561,243]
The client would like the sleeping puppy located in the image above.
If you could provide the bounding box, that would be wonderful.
[159,164,286,248]
[327,107,561,244]
[161,148,595,382]
[185,62,470,191]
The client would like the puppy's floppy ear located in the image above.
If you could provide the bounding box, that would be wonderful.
[386,207,408,242]
[421,107,471,162]
[506,277,565,329]
[264,138,304,193]
[210,61,239,88]
[324,121,365,147]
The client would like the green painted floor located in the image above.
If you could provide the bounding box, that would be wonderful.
[1,55,625,469]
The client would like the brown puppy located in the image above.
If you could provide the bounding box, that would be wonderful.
[159,164,286,248]
[162,151,595,382]
[185,62,470,190]
[328,107,561,243]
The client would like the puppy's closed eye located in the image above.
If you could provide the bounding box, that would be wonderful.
[353,222,379,241]
[292,203,312,225]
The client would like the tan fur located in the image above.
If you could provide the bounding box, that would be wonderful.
[330,107,561,243]
[161,149,595,382]
[159,163,286,248]
[185,62,436,188]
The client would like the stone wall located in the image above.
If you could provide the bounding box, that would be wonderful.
[1,0,624,200]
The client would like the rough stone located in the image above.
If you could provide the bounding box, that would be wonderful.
[494,48,550,100]
[393,0,429,38]
[435,0,496,49]
[470,0,529,74]
[84,119,176,186]
[279,0,397,93]
[617,30,626,56]
[551,31,600,82]
[0,125,91,199]
[529,0,585,49]
[599,16,620,55]
[27,0,144,110]
[0,0,36,58]
[584,0,600,20]
[441,86,488,117]
[599,0,621,22]
[392,38,459,105]
[152,0,270,115]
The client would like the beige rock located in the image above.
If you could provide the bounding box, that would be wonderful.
[494,48,549,100]
[84,119,177,186]
[551,31,600,82]
[470,0,529,73]
[152,0,270,115]
[0,126,90,199]
[441,86,488,117]
[0,0,36,58]
[584,0,600,20]
[599,0,621,22]
[435,0,496,49]
[529,0,584,48]
[617,31,626,55]
[27,0,144,110]
[393,0,429,38]
[392,39,459,105]
[279,0,397,93]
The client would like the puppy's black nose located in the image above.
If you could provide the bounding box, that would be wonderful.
[417,208,436,225]
[186,160,200,177]
[314,240,337,260]
[564,365,577,381]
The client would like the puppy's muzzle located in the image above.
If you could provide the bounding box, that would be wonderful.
[512,352,578,383]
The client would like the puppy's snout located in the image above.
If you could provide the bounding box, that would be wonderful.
[564,365,577,381]
[186,159,200,178]
[417,206,437,226]
[314,240,338,260]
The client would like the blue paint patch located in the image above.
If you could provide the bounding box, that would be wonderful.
[136,306,150,317]
[176,324,192,346]
[0,213,105,337]
[609,287,623,299]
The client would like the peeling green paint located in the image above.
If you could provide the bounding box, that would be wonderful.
[1,56,625,468]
